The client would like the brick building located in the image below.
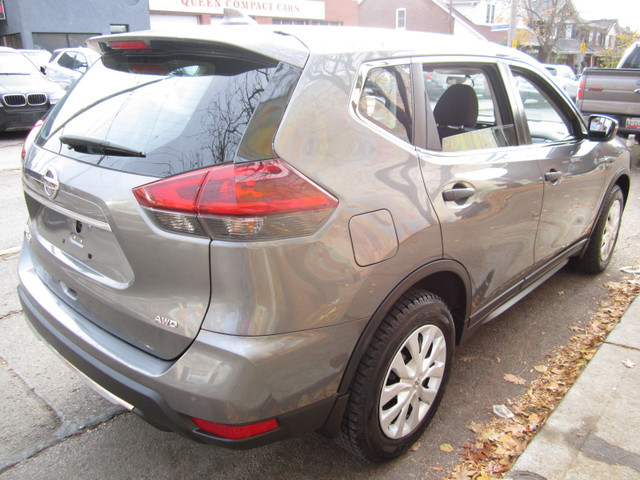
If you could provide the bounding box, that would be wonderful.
[358,0,506,43]
[148,0,357,28]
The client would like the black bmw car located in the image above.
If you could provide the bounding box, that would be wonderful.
[0,47,64,132]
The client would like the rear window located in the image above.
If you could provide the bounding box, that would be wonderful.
[38,48,300,178]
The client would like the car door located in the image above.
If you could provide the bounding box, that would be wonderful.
[507,66,606,263]
[415,59,544,322]
[49,51,76,89]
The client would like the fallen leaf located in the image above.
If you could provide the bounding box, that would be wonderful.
[503,373,526,385]
[534,365,547,373]
[468,421,484,433]
[439,443,454,452]
[623,359,636,368]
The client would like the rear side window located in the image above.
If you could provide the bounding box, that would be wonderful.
[423,64,517,152]
[38,48,300,178]
[358,64,413,143]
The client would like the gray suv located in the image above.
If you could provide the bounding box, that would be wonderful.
[18,25,630,462]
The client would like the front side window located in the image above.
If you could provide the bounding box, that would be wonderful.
[58,52,76,69]
[358,64,413,143]
[512,70,575,143]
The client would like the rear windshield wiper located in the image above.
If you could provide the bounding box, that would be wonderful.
[60,135,146,158]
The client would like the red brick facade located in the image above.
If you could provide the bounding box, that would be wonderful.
[358,0,451,33]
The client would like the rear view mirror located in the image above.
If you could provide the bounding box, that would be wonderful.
[587,115,618,142]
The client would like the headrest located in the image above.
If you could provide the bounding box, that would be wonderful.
[433,83,479,127]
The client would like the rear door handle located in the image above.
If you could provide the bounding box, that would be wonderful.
[442,186,476,202]
[545,170,562,183]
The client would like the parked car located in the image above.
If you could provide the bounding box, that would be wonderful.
[0,47,64,132]
[576,42,640,139]
[543,63,579,99]
[19,25,630,462]
[19,49,51,72]
[43,47,99,90]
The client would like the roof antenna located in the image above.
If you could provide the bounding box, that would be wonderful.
[221,8,258,25]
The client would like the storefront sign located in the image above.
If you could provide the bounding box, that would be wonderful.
[0,1,6,21]
[149,0,325,20]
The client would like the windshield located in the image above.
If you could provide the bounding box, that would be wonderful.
[0,52,40,75]
[39,50,299,177]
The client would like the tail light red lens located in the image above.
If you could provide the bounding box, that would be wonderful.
[133,159,338,240]
[192,417,279,440]
[21,119,45,161]
[577,76,585,100]
[108,40,149,51]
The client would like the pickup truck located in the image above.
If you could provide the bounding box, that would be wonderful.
[576,42,640,138]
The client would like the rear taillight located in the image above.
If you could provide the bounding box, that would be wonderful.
[108,40,149,51]
[133,159,338,241]
[577,76,585,100]
[21,119,45,161]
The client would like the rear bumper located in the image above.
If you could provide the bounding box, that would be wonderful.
[18,241,362,447]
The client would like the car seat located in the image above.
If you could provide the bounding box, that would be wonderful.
[433,83,479,140]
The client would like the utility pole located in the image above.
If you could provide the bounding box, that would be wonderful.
[507,0,518,48]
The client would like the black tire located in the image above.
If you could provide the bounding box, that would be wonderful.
[339,289,455,462]
[573,185,624,274]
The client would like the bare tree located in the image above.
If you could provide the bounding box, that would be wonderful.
[521,0,577,62]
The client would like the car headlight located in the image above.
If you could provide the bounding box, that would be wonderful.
[48,88,65,106]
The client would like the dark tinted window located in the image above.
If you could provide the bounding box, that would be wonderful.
[39,51,300,177]
[58,52,75,69]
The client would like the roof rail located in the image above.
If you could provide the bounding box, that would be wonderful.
[221,8,258,25]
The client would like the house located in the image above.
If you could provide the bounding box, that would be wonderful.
[358,0,508,43]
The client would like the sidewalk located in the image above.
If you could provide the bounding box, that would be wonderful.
[505,295,640,480]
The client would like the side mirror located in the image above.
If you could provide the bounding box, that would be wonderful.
[587,115,618,142]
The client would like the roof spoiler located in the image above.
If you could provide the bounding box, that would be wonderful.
[221,8,257,25]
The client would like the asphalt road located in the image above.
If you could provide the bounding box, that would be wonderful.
[1,132,639,479]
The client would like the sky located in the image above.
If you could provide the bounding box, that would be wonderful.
[572,0,640,32]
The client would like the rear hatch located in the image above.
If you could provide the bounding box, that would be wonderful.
[22,29,306,360]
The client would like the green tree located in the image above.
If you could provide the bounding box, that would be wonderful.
[598,31,640,67]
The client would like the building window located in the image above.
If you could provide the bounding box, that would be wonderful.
[310,20,342,26]
[486,4,496,23]
[396,8,406,29]
[272,18,306,25]
[565,23,573,38]
[1,33,22,49]
[110,24,129,34]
